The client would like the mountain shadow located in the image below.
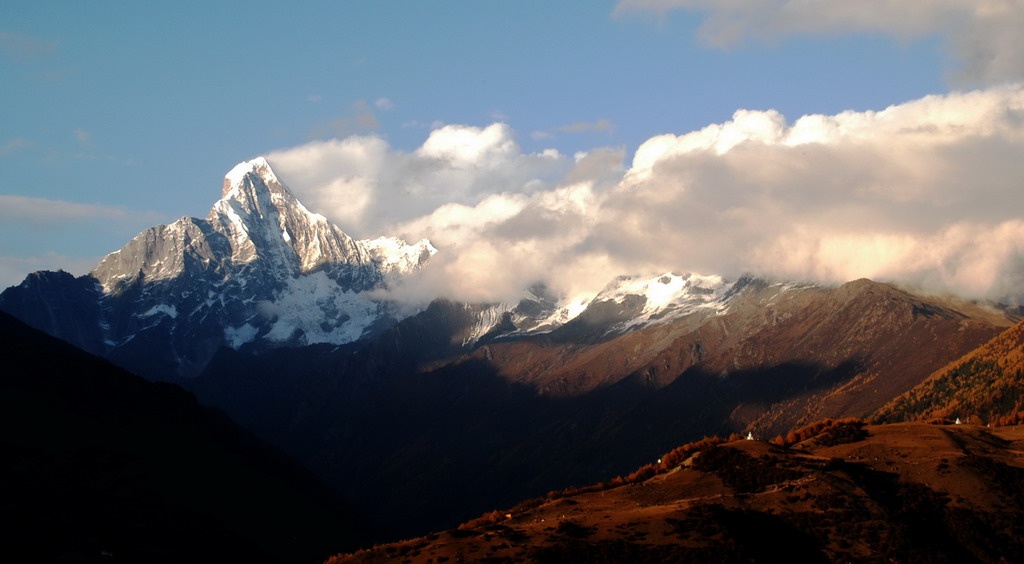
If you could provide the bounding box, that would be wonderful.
[0,311,374,563]
[192,336,872,540]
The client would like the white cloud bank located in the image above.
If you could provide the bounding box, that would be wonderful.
[266,123,577,240]
[267,85,1024,307]
[614,0,1024,86]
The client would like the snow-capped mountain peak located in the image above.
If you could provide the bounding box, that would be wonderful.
[455,272,820,348]
[222,157,286,198]
[523,272,737,335]
[207,157,368,277]
[74,157,438,377]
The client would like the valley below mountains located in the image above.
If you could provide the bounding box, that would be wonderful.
[5,158,1024,557]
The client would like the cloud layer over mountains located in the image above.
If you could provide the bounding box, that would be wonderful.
[262,1,1024,308]
[267,85,1024,307]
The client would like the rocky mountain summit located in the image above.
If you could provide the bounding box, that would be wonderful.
[1,158,435,379]
[92,158,432,294]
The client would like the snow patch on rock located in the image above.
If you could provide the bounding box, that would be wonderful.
[139,304,178,319]
[262,271,382,345]
[224,323,259,349]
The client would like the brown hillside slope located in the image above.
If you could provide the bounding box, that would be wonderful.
[875,319,1024,423]
[330,422,1024,563]
[472,279,1014,436]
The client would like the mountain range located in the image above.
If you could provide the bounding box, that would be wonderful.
[4,158,1024,554]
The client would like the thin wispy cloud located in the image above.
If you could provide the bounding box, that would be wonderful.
[73,128,92,147]
[556,118,615,134]
[402,119,439,130]
[532,119,616,141]
[313,99,382,139]
[0,252,99,289]
[0,195,162,224]
[614,0,1024,86]
[0,31,58,61]
[352,100,379,130]
[0,138,31,156]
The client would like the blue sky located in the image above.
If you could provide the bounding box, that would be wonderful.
[3,1,1024,300]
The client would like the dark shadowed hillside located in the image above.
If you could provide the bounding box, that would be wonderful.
[0,311,372,563]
